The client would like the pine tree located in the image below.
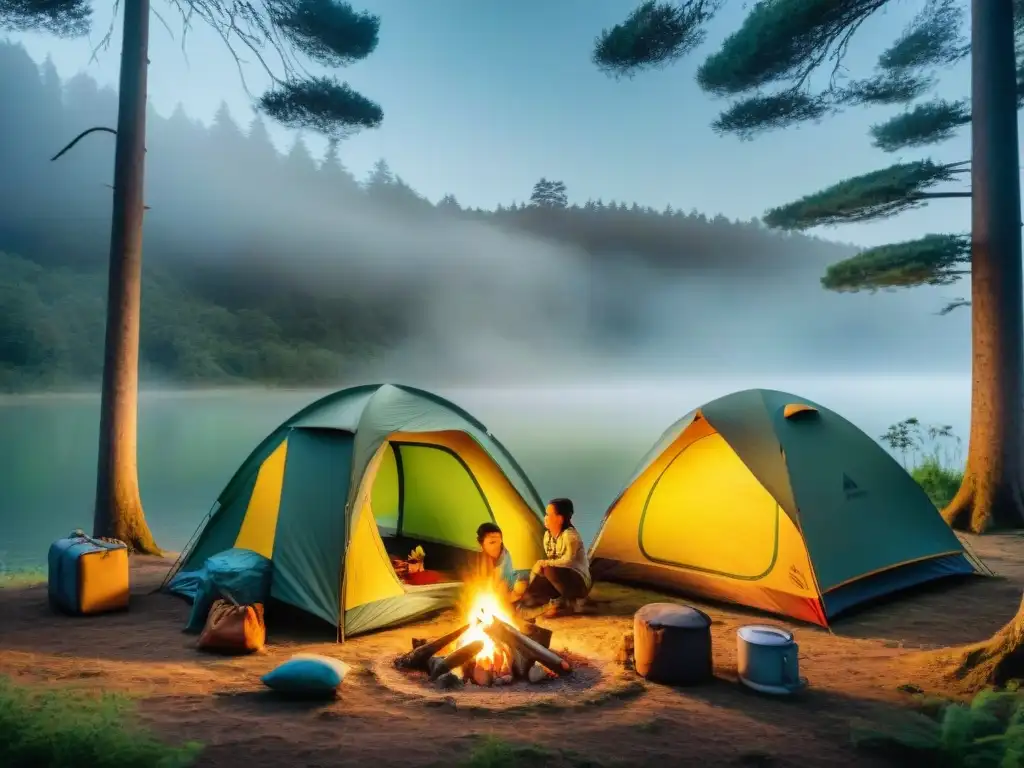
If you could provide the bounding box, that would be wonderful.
[529,178,569,208]
[593,0,1024,534]
[0,0,386,553]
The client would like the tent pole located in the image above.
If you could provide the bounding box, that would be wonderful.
[338,501,349,644]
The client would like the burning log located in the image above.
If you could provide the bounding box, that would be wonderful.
[471,658,494,686]
[484,618,571,676]
[512,649,531,680]
[494,648,512,679]
[397,623,470,670]
[523,622,552,649]
[428,639,485,680]
[411,638,428,650]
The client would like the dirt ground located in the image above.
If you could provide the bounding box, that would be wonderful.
[2,534,1023,768]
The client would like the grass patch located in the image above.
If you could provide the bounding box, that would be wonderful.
[911,456,964,510]
[0,675,202,768]
[0,567,45,589]
[461,736,555,768]
[880,418,964,508]
[851,684,1024,767]
[459,735,606,768]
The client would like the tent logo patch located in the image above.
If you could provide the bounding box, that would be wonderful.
[843,473,866,499]
[788,565,808,590]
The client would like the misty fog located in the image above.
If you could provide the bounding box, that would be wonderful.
[0,41,972,389]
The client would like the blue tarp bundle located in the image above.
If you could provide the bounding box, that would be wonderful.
[166,548,273,632]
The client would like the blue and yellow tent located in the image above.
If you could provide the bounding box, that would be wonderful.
[167,384,545,638]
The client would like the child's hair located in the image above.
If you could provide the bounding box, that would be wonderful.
[548,497,575,526]
[476,522,502,543]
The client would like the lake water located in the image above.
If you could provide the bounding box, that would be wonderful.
[0,373,971,571]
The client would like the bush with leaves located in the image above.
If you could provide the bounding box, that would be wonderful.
[879,417,964,508]
[851,685,1024,767]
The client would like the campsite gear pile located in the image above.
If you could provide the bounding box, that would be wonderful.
[590,387,987,626]
[166,548,273,633]
[736,625,806,695]
[622,601,808,696]
[632,603,713,686]
[390,546,445,586]
[197,597,267,654]
[47,530,129,616]
[396,618,568,689]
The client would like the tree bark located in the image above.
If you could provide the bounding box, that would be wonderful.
[92,0,160,554]
[942,0,1024,534]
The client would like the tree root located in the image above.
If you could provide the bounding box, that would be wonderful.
[96,495,162,556]
[941,480,974,531]
[941,470,1024,533]
[947,593,1024,692]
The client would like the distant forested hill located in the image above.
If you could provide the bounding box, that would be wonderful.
[0,41,884,392]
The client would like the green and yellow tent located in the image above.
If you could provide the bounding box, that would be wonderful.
[168,383,545,638]
[589,388,989,626]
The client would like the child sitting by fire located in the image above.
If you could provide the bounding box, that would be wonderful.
[520,497,595,618]
[475,522,529,602]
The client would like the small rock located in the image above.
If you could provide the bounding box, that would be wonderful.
[493,674,513,686]
[435,672,462,690]
[427,657,447,678]
[528,664,550,684]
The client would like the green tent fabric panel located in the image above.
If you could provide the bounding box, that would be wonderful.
[344,583,462,637]
[371,443,400,531]
[216,432,291,510]
[269,428,353,627]
[395,443,494,549]
[180,475,256,572]
[702,390,801,529]
[214,388,373,508]
[774,403,965,591]
[347,384,544,521]
[292,387,377,431]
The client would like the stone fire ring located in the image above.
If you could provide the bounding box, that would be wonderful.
[369,652,638,712]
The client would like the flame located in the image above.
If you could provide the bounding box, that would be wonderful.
[457,583,515,664]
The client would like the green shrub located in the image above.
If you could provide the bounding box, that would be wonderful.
[852,686,1024,767]
[912,454,964,509]
[880,418,964,508]
[0,676,202,768]
[460,737,554,768]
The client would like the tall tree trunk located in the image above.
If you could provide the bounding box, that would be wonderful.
[92,0,160,554]
[942,0,1024,534]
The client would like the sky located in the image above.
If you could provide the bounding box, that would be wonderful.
[9,0,977,248]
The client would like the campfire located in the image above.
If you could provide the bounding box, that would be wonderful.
[395,583,571,689]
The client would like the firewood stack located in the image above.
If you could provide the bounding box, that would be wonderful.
[396,618,571,689]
